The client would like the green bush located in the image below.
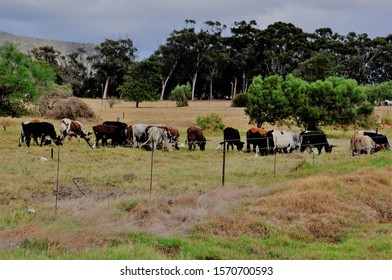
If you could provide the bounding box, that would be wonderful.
[171,83,191,107]
[196,113,225,132]
[231,93,248,107]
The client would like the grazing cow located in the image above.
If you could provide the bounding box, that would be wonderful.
[132,123,149,148]
[246,127,270,155]
[186,127,206,151]
[92,124,124,148]
[219,127,244,151]
[300,131,334,154]
[19,119,41,146]
[158,124,180,150]
[126,125,133,146]
[350,135,377,156]
[102,121,128,146]
[21,122,63,147]
[362,131,390,151]
[142,126,173,151]
[60,118,92,142]
[267,130,300,153]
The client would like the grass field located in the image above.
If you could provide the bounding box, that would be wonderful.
[0,100,391,260]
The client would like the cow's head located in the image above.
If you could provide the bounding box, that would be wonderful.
[84,132,93,142]
[236,141,245,151]
[325,144,335,153]
[54,136,63,146]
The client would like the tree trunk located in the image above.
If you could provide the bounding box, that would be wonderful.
[136,101,139,108]
[102,77,109,99]
[159,61,177,100]
[233,77,238,97]
[209,77,213,100]
[191,72,198,101]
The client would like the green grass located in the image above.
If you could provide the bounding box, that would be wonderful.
[1,106,391,260]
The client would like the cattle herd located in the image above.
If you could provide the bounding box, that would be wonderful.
[18,119,391,156]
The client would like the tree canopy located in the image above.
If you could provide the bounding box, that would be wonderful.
[0,43,55,117]
[245,75,374,130]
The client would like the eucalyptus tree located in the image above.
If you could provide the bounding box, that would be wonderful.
[91,38,137,98]
[368,35,392,83]
[259,21,309,77]
[227,20,260,95]
[338,32,375,84]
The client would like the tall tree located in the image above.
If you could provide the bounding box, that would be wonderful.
[91,38,137,98]
[260,22,309,76]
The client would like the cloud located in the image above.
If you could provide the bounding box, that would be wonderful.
[1,0,391,59]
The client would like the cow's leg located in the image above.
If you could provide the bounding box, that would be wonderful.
[25,135,31,147]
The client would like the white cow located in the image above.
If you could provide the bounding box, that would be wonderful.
[142,126,172,151]
[268,130,300,153]
[132,123,149,148]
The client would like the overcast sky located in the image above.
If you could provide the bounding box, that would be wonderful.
[1,0,391,59]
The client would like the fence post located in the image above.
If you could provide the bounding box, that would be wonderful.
[222,141,226,187]
[149,140,154,200]
[55,146,60,214]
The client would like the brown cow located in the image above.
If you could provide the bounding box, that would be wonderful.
[246,127,269,155]
[92,124,124,148]
[186,126,206,151]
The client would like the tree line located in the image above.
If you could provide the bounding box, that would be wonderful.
[1,19,392,128]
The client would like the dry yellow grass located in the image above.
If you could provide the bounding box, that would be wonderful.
[0,100,391,258]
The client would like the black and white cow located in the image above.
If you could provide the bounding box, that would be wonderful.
[218,127,244,151]
[20,121,63,147]
[300,131,334,154]
[267,130,300,153]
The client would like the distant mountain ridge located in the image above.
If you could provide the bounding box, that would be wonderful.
[0,31,97,56]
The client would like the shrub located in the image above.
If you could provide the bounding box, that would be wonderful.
[39,97,95,119]
[231,93,248,107]
[107,96,120,108]
[171,83,191,107]
[196,113,224,132]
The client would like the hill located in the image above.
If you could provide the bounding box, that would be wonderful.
[0,31,97,56]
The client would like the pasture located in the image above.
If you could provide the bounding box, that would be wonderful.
[0,100,391,260]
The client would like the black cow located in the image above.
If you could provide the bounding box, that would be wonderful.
[300,131,334,154]
[219,127,244,151]
[246,127,271,155]
[92,124,124,148]
[363,131,390,150]
[21,122,63,147]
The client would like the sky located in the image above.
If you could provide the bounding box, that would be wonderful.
[1,0,391,59]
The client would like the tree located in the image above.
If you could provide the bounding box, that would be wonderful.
[245,75,292,127]
[292,76,372,130]
[119,57,160,107]
[293,51,338,82]
[92,38,137,98]
[0,43,55,117]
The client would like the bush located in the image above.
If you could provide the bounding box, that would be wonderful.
[196,113,225,133]
[107,96,120,108]
[39,97,95,119]
[171,83,191,107]
[231,93,248,107]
